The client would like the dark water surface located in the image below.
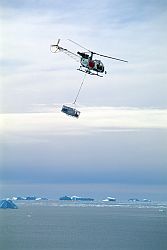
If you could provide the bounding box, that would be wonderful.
[0,201,167,250]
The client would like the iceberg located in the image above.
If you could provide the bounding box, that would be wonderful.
[12,196,26,200]
[71,196,94,201]
[0,199,18,209]
[59,195,94,201]
[12,196,48,201]
[102,197,116,202]
[128,198,140,202]
[26,196,36,200]
[59,196,72,201]
[35,197,48,200]
[142,198,151,202]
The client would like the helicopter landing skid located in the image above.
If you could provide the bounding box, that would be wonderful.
[77,68,103,77]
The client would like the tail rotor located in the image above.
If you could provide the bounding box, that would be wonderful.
[50,38,61,53]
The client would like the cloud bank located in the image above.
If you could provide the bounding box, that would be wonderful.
[0,107,167,140]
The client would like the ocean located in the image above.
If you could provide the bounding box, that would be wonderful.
[0,200,167,250]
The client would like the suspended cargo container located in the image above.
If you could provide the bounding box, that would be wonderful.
[61,105,80,118]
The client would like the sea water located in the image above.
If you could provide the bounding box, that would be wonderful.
[0,201,167,250]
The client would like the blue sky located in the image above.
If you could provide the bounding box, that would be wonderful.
[0,0,167,200]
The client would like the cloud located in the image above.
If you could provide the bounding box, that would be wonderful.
[1,107,166,187]
[0,107,167,141]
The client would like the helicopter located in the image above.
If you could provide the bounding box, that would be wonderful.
[50,39,128,77]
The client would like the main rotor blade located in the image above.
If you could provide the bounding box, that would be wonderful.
[68,39,91,52]
[57,38,60,46]
[68,39,128,62]
[94,52,128,63]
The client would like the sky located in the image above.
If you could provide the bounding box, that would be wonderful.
[0,0,167,200]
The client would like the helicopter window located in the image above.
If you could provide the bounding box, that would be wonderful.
[97,64,102,70]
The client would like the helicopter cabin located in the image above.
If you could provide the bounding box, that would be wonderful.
[61,105,80,118]
[94,60,104,73]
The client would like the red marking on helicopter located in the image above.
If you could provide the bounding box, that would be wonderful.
[88,60,95,69]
